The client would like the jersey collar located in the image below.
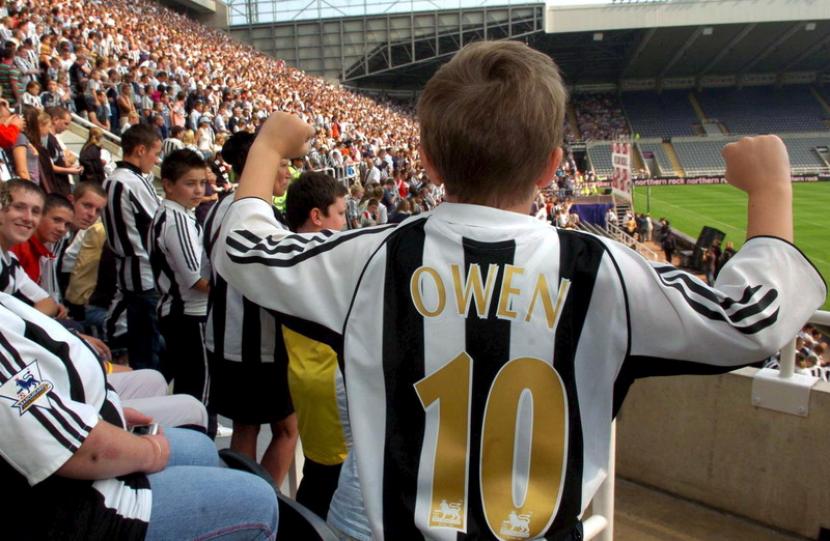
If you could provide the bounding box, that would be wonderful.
[162,198,196,218]
[431,202,543,230]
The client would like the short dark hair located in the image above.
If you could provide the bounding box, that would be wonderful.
[286,172,347,231]
[221,131,255,177]
[44,193,73,215]
[121,123,161,156]
[46,106,69,120]
[170,125,185,138]
[73,181,107,201]
[161,149,206,183]
[1,178,46,208]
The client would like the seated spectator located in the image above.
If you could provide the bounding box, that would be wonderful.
[21,79,41,109]
[388,198,412,224]
[45,106,81,195]
[161,125,185,160]
[0,97,24,152]
[10,193,72,301]
[0,290,279,540]
[78,127,106,185]
[0,179,66,318]
[360,198,380,227]
[12,106,44,184]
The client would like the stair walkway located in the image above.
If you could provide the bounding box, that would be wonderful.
[662,142,685,177]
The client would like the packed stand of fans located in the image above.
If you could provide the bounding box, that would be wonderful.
[570,92,630,141]
[0,0,420,185]
[764,325,829,381]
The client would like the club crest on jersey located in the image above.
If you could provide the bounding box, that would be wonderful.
[499,510,532,539]
[431,499,463,526]
[0,361,54,415]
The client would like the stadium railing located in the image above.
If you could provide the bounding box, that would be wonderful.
[70,112,122,145]
[751,308,829,421]
[605,221,660,261]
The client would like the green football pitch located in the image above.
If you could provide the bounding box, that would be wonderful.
[633,182,830,310]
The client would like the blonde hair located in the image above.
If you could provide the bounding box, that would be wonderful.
[83,127,104,152]
[417,41,567,207]
[181,129,196,145]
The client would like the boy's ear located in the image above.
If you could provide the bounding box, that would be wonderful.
[418,145,443,186]
[535,147,564,189]
[309,207,322,226]
[161,178,173,195]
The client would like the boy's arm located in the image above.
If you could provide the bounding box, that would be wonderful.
[609,136,825,370]
[216,113,392,333]
[233,112,315,202]
[161,214,205,290]
[721,136,792,242]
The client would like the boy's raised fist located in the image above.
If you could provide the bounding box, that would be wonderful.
[722,135,790,195]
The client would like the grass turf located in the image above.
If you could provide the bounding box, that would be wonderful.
[633,182,830,310]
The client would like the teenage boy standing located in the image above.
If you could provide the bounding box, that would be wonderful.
[148,149,211,412]
[103,124,162,369]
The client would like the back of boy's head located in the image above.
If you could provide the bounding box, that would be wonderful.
[285,171,347,231]
[44,193,73,215]
[161,149,206,183]
[222,131,256,177]
[121,123,161,156]
[417,41,567,207]
[1,178,46,208]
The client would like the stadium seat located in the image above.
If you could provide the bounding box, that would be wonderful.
[696,86,828,134]
[622,90,699,138]
[218,449,340,541]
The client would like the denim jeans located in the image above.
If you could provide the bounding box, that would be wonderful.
[124,289,162,370]
[145,428,278,540]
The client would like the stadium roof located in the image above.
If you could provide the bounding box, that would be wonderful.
[227,0,830,90]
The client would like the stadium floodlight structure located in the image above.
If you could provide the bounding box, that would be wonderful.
[227,0,546,85]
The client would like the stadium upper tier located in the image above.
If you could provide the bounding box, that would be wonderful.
[622,91,698,138]
[696,86,828,134]
[586,134,830,178]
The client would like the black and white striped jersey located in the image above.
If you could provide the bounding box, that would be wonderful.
[103,162,161,293]
[203,194,286,363]
[0,250,50,306]
[216,198,826,541]
[0,292,150,540]
[149,199,208,318]
[40,236,65,303]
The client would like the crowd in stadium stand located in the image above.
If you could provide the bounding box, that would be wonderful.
[763,325,829,381]
[571,92,630,141]
[0,0,420,183]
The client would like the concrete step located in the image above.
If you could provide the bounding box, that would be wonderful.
[662,141,685,177]
[614,479,804,541]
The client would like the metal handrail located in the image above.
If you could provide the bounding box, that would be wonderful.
[606,221,660,261]
[70,112,121,144]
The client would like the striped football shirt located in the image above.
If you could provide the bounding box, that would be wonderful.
[216,197,825,541]
[102,161,160,293]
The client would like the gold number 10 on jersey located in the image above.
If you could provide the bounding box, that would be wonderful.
[414,353,568,541]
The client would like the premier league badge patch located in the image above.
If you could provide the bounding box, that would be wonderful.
[0,361,54,415]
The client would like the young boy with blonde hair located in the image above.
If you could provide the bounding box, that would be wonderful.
[216,41,825,539]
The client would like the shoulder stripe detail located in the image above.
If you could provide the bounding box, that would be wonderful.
[655,271,780,334]
[173,212,199,272]
[654,265,763,310]
[226,225,396,268]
